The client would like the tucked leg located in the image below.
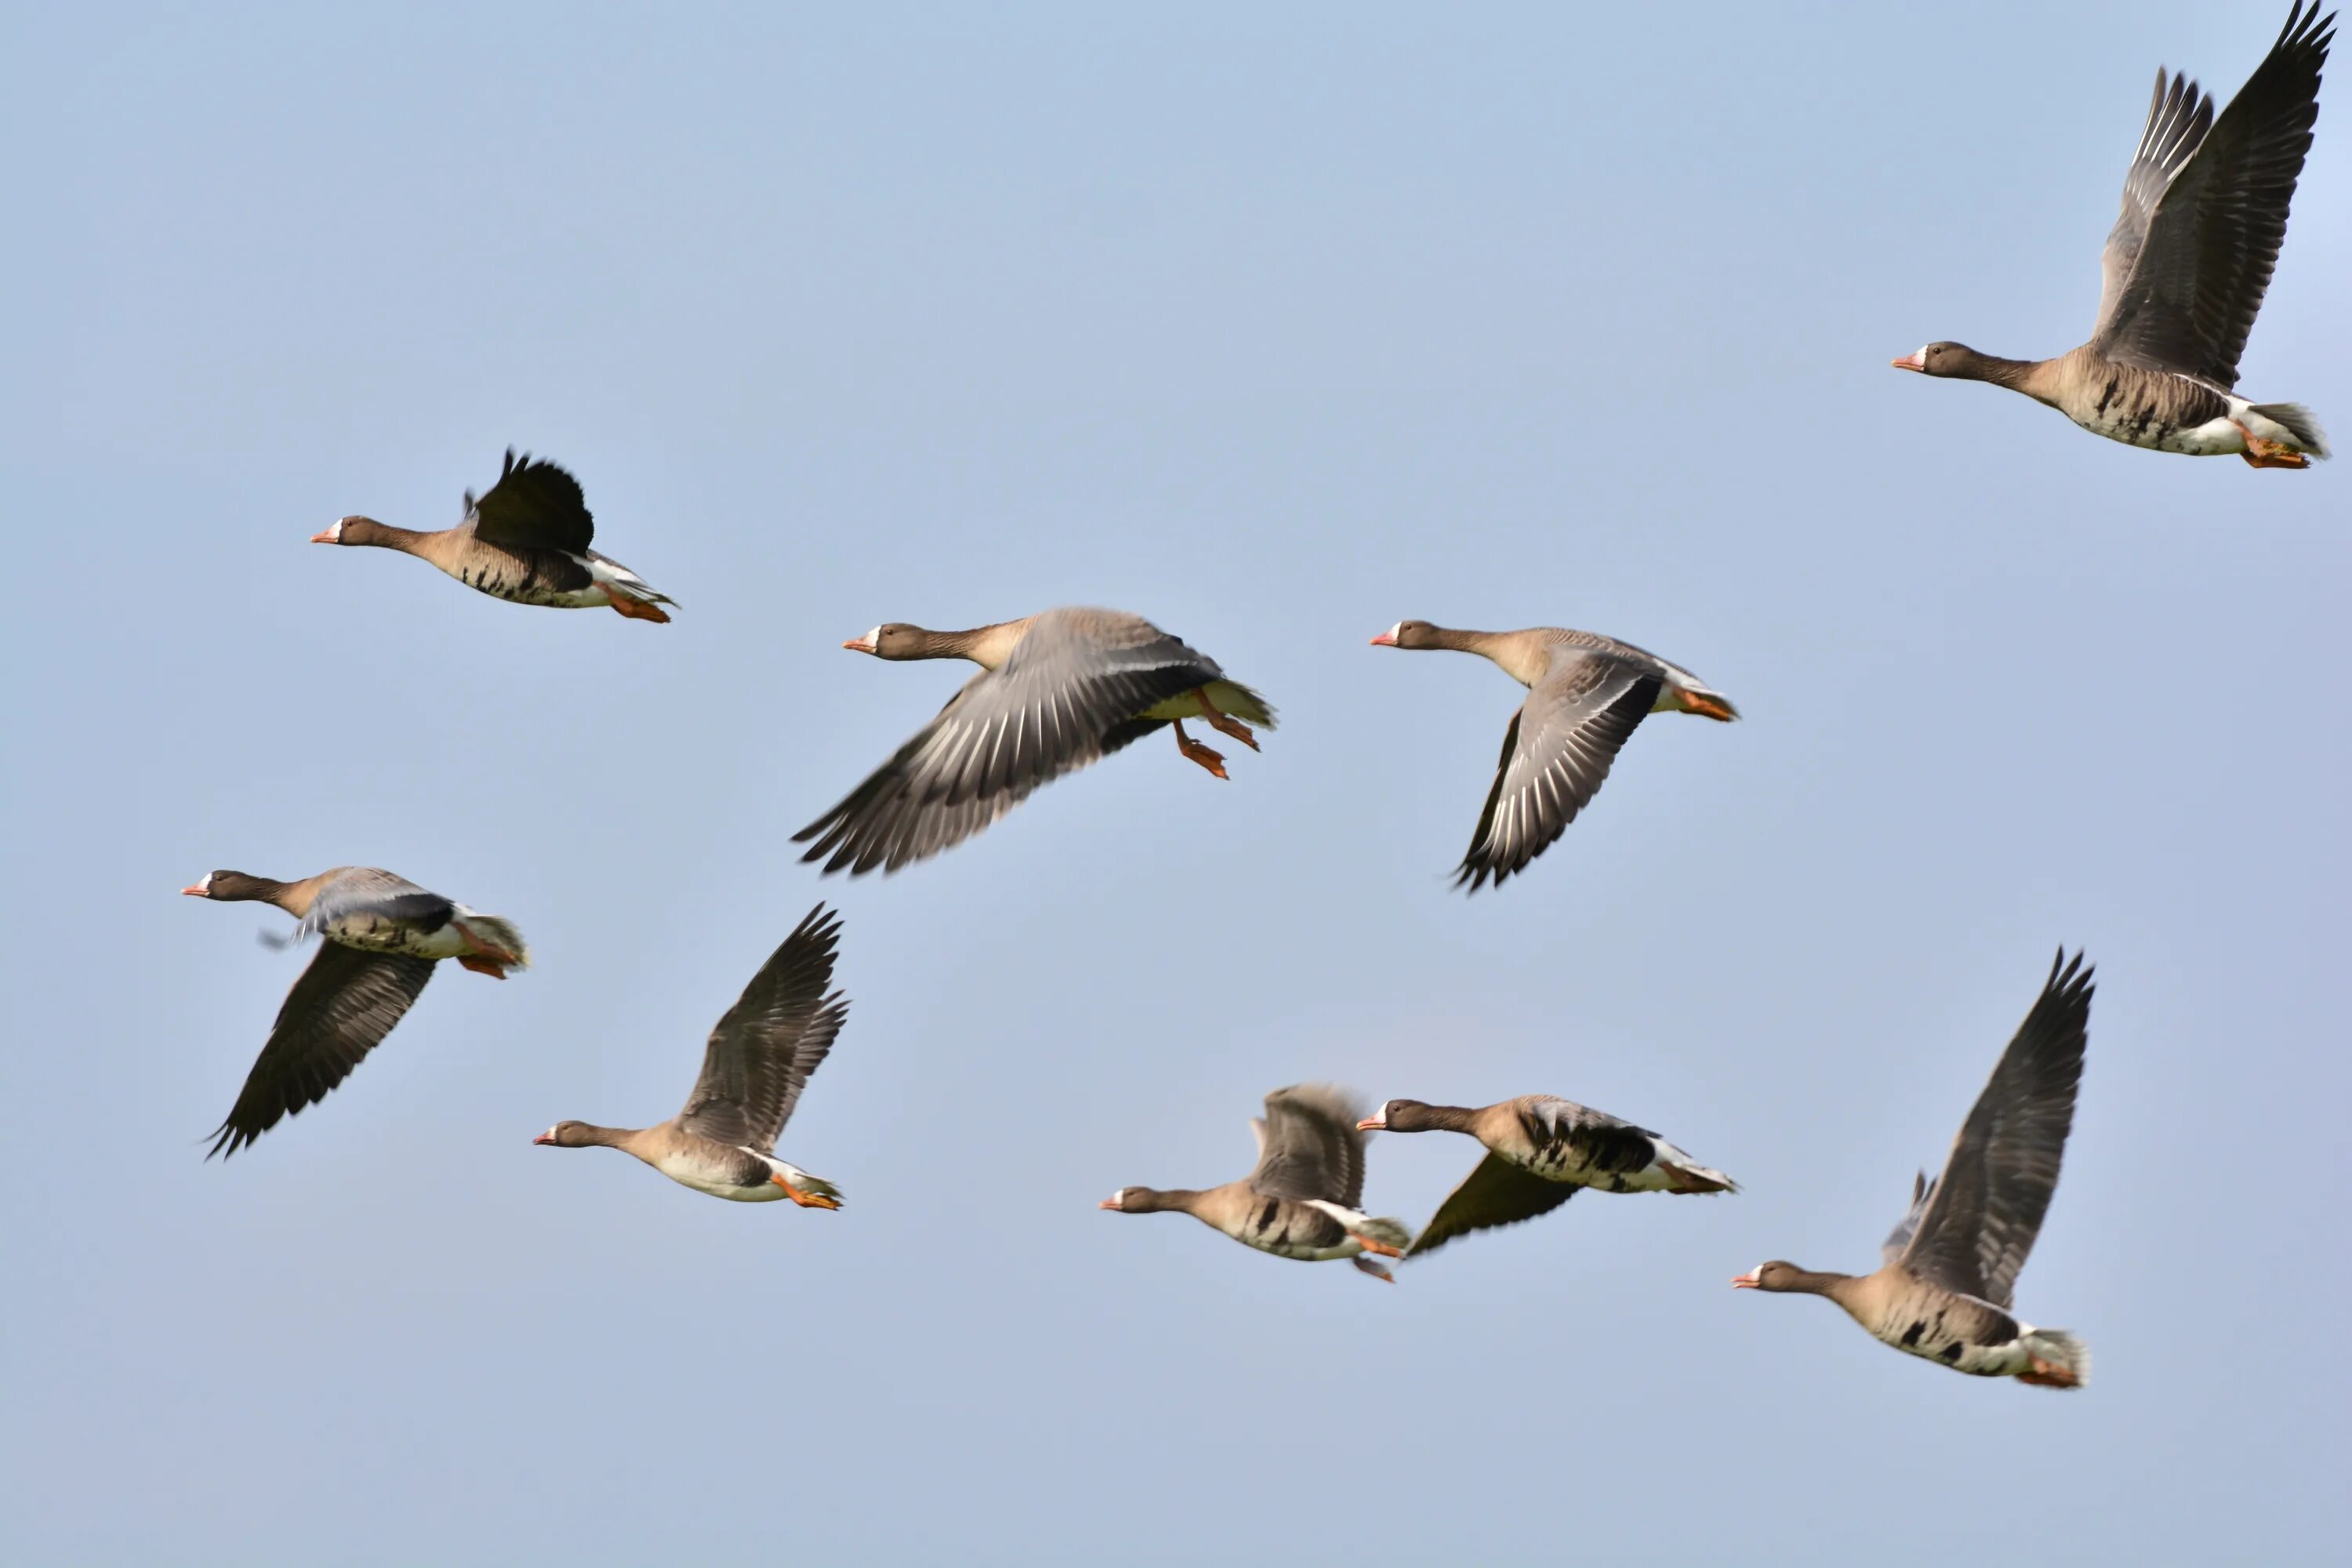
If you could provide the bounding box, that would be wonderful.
[770,1172,843,1210]
[456,955,509,979]
[1172,719,1229,779]
[2235,423,2311,470]
[1352,1256,1396,1283]
[607,592,673,623]
[1194,688,1259,750]
[2017,1356,2080,1388]
[1349,1231,1404,1259]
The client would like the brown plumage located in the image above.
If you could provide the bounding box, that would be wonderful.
[533,906,850,1207]
[183,866,528,1158]
[1369,621,1736,891]
[1099,1085,1414,1282]
[1361,1094,1735,1258]
[794,607,1275,876]
[1733,951,2096,1388]
[1895,4,2333,465]
[313,448,676,619]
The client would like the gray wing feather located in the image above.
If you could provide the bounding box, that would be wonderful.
[1247,1083,1370,1207]
[2092,4,2334,385]
[793,610,1223,876]
[1456,651,1660,891]
[208,944,436,1158]
[291,868,453,943]
[1882,1170,1934,1265]
[1899,951,2094,1306]
[677,905,850,1152]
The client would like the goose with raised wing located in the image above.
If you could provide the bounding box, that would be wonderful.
[1369,621,1735,891]
[313,448,675,619]
[1894,3,2334,466]
[1100,1084,1411,1282]
[1359,1094,1734,1258]
[1733,951,2096,1389]
[794,608,1274,877]
[534,905,849,1208]
[183,867,528,1159]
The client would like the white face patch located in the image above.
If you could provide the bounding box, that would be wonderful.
[1384,622,1402,641]
[322,518,345,541]
[1103,1189,1124,1208]
[862,626,882,648]
[194,872,214,893]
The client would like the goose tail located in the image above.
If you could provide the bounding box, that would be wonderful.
[2247,401,2330,460]
[2017,1329,2090,1390]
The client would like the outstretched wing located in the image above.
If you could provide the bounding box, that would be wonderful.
[1407,1153,1577,1258]
[1455,648,1658,892]
[677,906,851,1152]
[466,448,596,553]
[2092,4,2335,386]
[1900,951,2095,1307]
[792,610,1221,876]
[209,944,436,1158]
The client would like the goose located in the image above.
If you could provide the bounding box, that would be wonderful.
[794,608,1275,876]
[1368,621,1735,891]
[1733,951,2096,1389]
[312,448,675,619]
[1100,1084,1412,1282]
[1895,3,2334,466]
[182,867,528,1158]
[534,905,848,1207]
[1358,1094,1734,1258]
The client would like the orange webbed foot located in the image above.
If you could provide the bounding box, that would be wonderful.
[457,955,509,979]
[1172,720,1229,779]
[771,1174,842,1209]
[1350,1232,1404,1259]
[608,593,673,622]
[1194,688,1260,751]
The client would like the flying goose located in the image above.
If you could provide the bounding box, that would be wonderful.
[1368,621,1735,891]
[1100,1084,1412,1281]
[313,448,675,619]
[1359,1094,1735,1258]
[1733,951,2096,1389]
[794,607,1275,877]
[534,905,849,1207]
[1895,3,2334,466]
[183,867,528,1159]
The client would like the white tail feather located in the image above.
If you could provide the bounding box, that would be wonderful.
[457,914,531,968]
[2249,401,2331,459]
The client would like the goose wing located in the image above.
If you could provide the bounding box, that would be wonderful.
[208,944,436,1158]
[1246,1084,1370,1207]
[1899,951,2095,1307]
[793,609,1223,876]
[1455,647,1659,891]
[677,906,850,1152]
[2092,5,2334,385]
[465,448,596,553]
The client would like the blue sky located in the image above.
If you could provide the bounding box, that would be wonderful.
[2,3,2345,1563]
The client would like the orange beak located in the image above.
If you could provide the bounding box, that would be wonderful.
[1368,630,1397,647]
[532,1132,554,1145]
[309,528,339,543]
[1890,351,1926,372]
[1731,1271,1761,1289]
[842,635,877,653]
[1097,1198,1120,1210]
[1356,1116,1384,1131]
[180,884,209,897]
